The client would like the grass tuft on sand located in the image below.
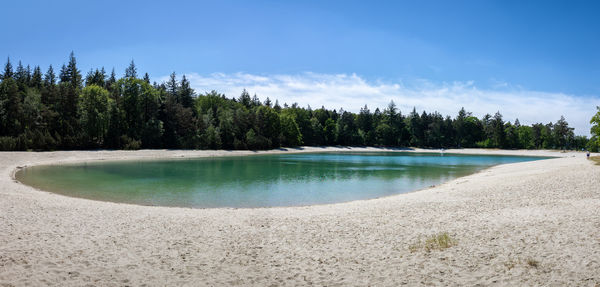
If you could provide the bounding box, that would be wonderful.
[410,232,457,252]
[590,156,600,165]
[504,257,541,269]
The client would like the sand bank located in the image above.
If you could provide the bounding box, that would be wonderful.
[1,147,599,286]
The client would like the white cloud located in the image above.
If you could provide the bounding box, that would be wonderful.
[161,72,598,136]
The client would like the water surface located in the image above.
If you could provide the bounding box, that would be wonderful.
[16,152,548,208]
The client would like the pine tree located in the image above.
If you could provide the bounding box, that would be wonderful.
[106,68,117,91]
[42,66,56,105]
[357,105,374,145]
[178,75,194,108]
[26,65,32,86]
[239,89,251,108]
[491,111,506,148]
[15,61,29,88]
[31,66,43,90]
[263,97,272,107]
[67,52,82,86]
[58,52,83,146]
[251,94,261,107]
[125,60,137,78]
[454,107,468,147]
[553,116,574,149]
[85,69,106,87]
[85,69,94,86]
[59,64,68,82]
[0,77,22,136]
[273,99,281,112]
[407,107,422,146]
[2,58,13,80]
[166,72,178,101]
[40,65,59,139]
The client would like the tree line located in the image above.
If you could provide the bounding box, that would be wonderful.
[0,53,597,151]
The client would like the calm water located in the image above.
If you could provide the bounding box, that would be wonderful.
[16,152,548,208]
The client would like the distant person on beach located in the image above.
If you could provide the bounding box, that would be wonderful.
[587,151,590,159]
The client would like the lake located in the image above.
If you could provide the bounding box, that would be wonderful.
[15,152,549,208]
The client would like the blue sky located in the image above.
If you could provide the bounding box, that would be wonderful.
[2,0,599,135]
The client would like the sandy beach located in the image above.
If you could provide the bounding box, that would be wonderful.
[1,147,599,286]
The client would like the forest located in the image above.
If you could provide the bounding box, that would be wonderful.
[0,53,598,152]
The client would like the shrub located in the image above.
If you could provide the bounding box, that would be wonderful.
[410,232,458,252]
[476,138,494,148]
[0,136,18,151]
[245,129,271,150]
[233,138,246,150]
[120,135,141,150]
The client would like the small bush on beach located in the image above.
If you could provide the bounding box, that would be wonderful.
[410,232,457,252]
[590,156,600,165]
[120,135,141,150]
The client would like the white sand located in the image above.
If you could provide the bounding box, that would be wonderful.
[0,147,599,286]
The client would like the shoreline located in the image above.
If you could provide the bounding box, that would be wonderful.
[1,148,599,285]
[8,146,567,177]
[11,147,558,211]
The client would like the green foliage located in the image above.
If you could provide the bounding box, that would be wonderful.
[553,116,574,149]
[2,57,13,80]
[245,129,270,150]
[336,110,358,145]
[491,112,506,148]
[203,124,221,149]
[255,105,280,148]
[120,135,141,150]
[517,125,534,149]
[280,114,302,146]
[117,77,144,138]
[407,108,422,146]
[587,136,599,152]
[591,106,600,148]
[179,75,195,108]
[323,118,337,145]
[79,85,111,146]
[238,89,252,109]
[124,60,137,79]
[0,53,592,151]
[105,101,124,149]
[409,232,457,252]
[0,77,23,136]
[461,116,483,147]
[375,123,394,146]
[141,119,164,148]
[56,52,83,148]
[0,136,18,150]
[217,107,236,149]
[476,138,494,148]
[85,68,106,87]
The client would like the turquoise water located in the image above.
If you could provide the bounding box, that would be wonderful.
[16,152,548,208]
